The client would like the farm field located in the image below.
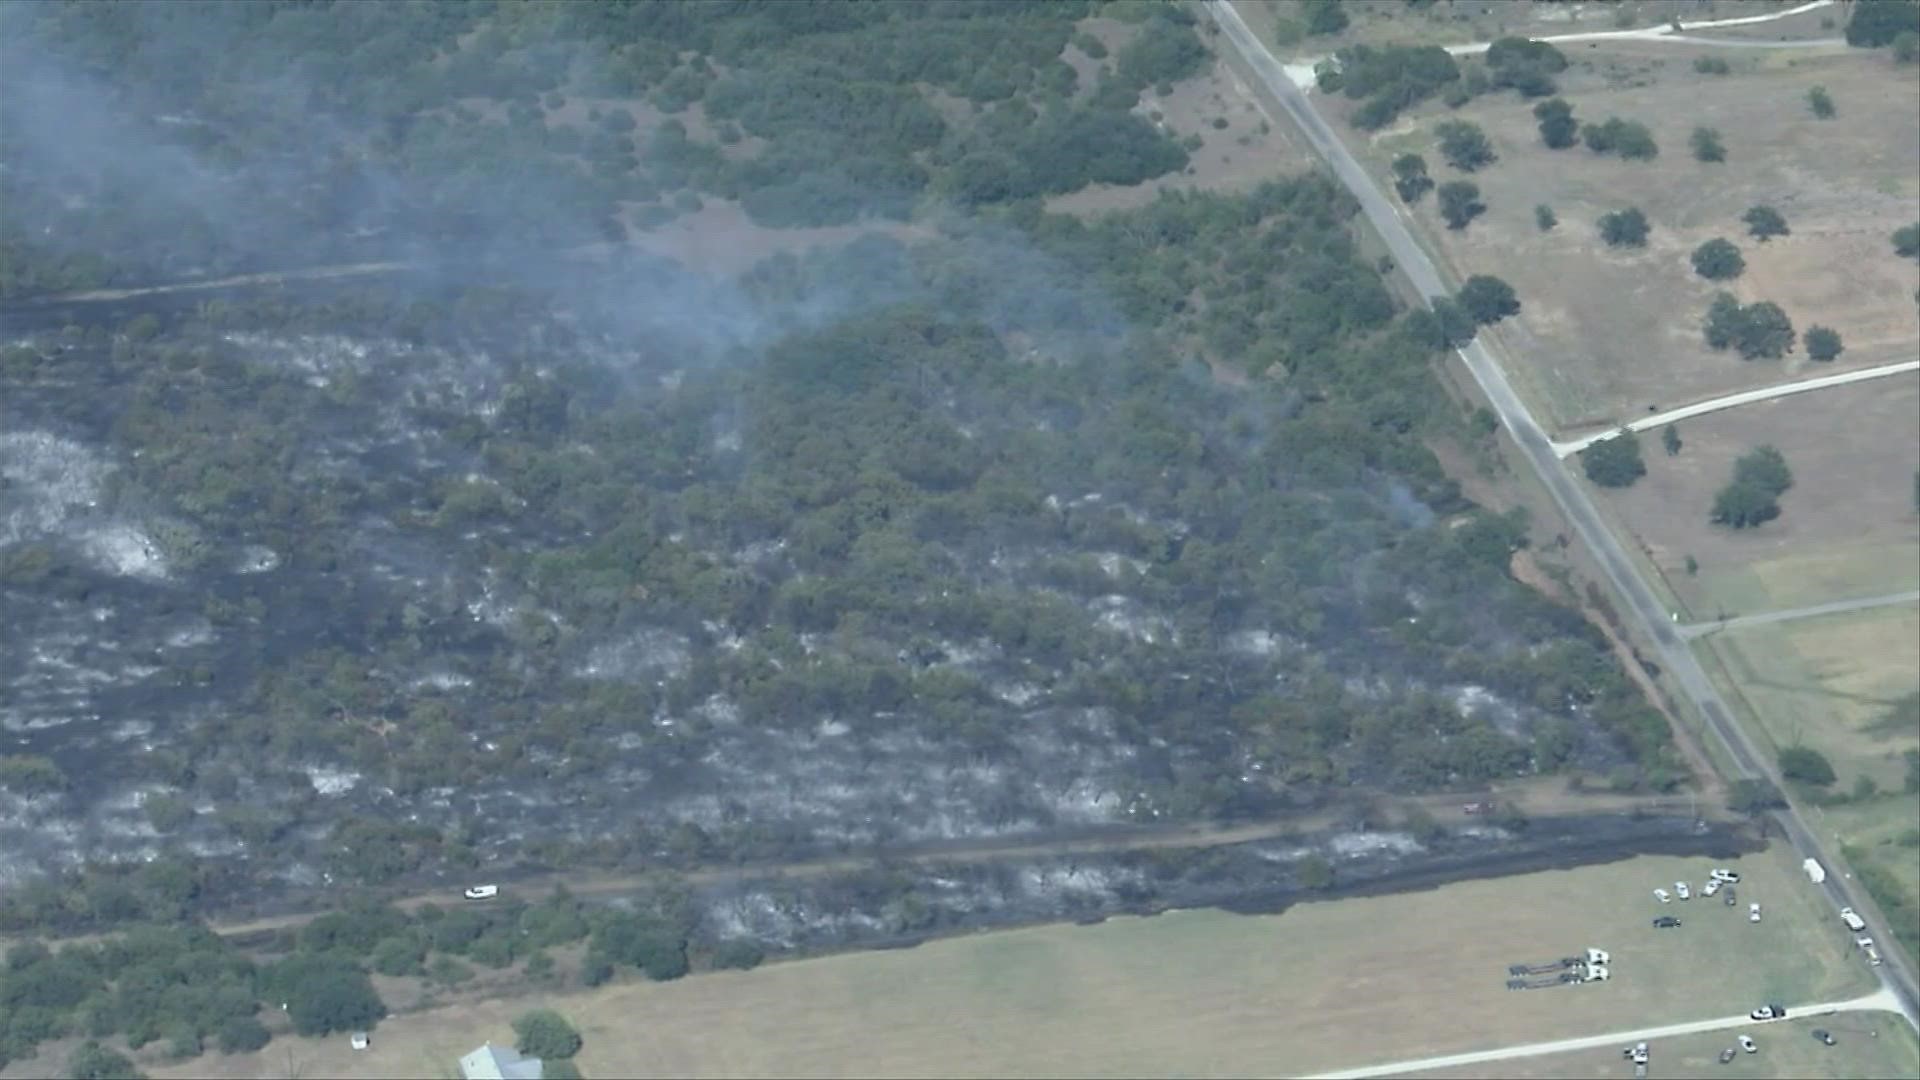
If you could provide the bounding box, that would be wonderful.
[1341,40,1920,431]
[1589,374,1920,620]
[149,845,1874,1080]
[1407,1013,1920,1080]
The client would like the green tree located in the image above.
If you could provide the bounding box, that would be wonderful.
[1532,97,1578,148]
[1893,222,1920,259]
[1391,153,1433,202]
[1584,116,1658,159]
[1435,119,1496,171]
[67,1042,144,1080]
[1580,432,1646,487]
[1733,301,1794,358]
[1779,746,1837,785]
[1734,445,1793,497]
[1457,275,1520,324]
[1436,180,1484,230]
[1895,29,1920,61]
[1599,207,1650,248]
[711,939,766,970]
[1662,424,1682,456]
[1807,85,1836,118]
[1484,37,1567,97]
[1712,481,1780,528]
[1846,0,1920,47]
[1803,325,1843,361]
[215,1016,270,1054]
[1534,203,1557,231]
[1744,204,1790,241]
[544,1063,585,1080]
[513,1009,583,1060]
[1295,853,1334,889]
[1304,0,1349,35]
[1727,777,1786,814]
[267,956,386,1037]
[1690,238,1744,280]
[1690,126,1726,163]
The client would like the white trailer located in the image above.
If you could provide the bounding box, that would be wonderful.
[1803,858,1826,884]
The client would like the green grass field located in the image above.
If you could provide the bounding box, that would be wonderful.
[1408,1014,1920,1080]
[151,845,1876,1080]
[1684,546,1920,625]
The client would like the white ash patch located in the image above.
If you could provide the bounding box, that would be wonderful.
[82,524,169,580]
[1327,831,1424,859]
[411,671,473,692]
[993,681,1042,707]
[303,766,361,797]
[1088,595,1173,645]
[816,718,852,738]
[1096,552,1148,578]
[1226,629,1300,658]
[0,430,112,543]
[165,618,216,649]
[234,545,280,574]
[1452,684,1528,738]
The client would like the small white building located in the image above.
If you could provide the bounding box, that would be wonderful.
[458,1042,544,1080]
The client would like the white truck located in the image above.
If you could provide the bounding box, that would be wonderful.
[1840,907,1866,932]
[1803,858,1827,884]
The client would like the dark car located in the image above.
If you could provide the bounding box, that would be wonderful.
[1653,916,1682,928]
[1811,1029,1836,1046]
[1723,886,1738,906]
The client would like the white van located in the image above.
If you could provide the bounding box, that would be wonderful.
[462,884,499,901]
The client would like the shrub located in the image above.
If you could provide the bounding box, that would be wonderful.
[1391,153,1433,202]
[711,939,766,970]
[66,1042,144,1080]
[1744,204,1790,241]
[215,1016,270,1055]
[1779,746,1837,786]
[1584,116,1658,159]
[1434,119,1495,171]
[1893,222,1920,259]
[1304,0,1349,35]
[1803,325,1843,361]
[1690,238,1744,280]
[1690,126,1726,163]
[1807,85,1836,118]
[1581,432,1646,488]
[1711,481,1780,528]
[1693,56,1731,75]
[1734,445,1793,497]
[1532,97,1578,148]
[1534,204,1556,231]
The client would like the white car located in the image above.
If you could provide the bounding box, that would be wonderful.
[1840,907,1866,932]
[462,884,499,901]
[1739,1035,1757,1054]
[1710,868,1741,884]
[1749,1005,1785,1021]
[1703,879,1722,897]
[1749,901,1762,923]
[1859,936,1884,966]
[1675,881,1691,900]
[1654,887,1672,903]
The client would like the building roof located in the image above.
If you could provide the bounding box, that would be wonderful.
[458,1042,544,1080]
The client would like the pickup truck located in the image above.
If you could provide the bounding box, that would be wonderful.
[1840,907,1866,932]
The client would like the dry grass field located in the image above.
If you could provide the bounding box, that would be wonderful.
[1233,0,1810,57]
[1589,374,1920,618]
[1407,1013,1920,1080]
[1345,42,1920,430]
[142,845,1873,1080]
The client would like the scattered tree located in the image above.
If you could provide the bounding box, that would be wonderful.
[1295,853,1334,889]
[1779,745,1837,786]
[1662,425,1682,456]
[1532,97,1578,148]
[1845,0,1920,48]
[1690,126,1726,163]
[1690,238,1744,280]
[1583,116,1658,159]
[1304,0,1350,36]
[1744,204,1790,241]
[1457,275,1520,325]
[1704,294,1795,359]
[1807,85,1836,118]
[1893,222,1920,259]
[1484,37,1568,96]
[1406,297,1480,350]
[1391,153,1433,202]
[1803,325,1843,361]
[1735,445,1793,497]
[1580,431,1646,487]
[66,1043,145,1080]
[1712,480,1781,528]
[1534,203,1557,231]
[1435,119,1496,171]
[1693,56,1732,75]
[1599,207,1650,248]
[1436,180,1485,230]
[513,1009,583,1061]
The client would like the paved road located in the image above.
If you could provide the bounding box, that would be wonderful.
[1207,0,1920,1034]
[1306,989,1901,1079]
[1681,590,1920,640]
[1555,361,1920,457]
[1442,0,1839,54]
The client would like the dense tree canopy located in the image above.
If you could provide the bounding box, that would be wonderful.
[514,1009,584,1060]
[1690,238,1744,280]
[1437,180,1484,230]
[1580,433,1646,488]
[1584,117,1658,159]
[1847,0,1920,47]
[1457,275,1519,325]
[1435,120,1496,171]
[1484,37,1567,97]
[1533,98,1578,149]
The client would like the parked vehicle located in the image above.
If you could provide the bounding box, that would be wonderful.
[1654,887,1672,903]
[1724,886,1738,907]
[1463,801,1492,815]
[1739,1036,1757,1054]
[1709,868,1741,884]
[1718,1047,1736,1064]
[1675,881,1691,900]
[1749,901,1762,923]
[1811,1029,1836,1046]
[1803,858,1826,883]
[462,884,499,901]
[1653,916,1682,928]
[1703,879,1722,897]
[1858,936,1884,966]
[349,1032,370,1051]
[1840,907,1866,932]
[1749,1004,1786,1021]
